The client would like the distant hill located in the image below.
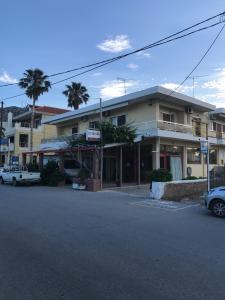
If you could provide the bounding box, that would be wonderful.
[2,106,28,122]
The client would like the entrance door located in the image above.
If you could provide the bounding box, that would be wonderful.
[170,156,182,181]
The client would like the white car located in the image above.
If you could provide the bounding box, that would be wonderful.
[205,187,225,218]
[0,170,40,186]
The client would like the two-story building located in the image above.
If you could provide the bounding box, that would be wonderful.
[2,105,69,165]
[39,86,225,186]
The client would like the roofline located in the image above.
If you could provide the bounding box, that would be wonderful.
[44,86,216,125]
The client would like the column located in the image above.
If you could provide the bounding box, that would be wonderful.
[38,153,44,171]
[92,149,99,179]
[137,143,141,185]
[153,137,160,169]
[119,146,123,187]
[183,144,187,178]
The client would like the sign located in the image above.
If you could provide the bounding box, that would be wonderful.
[0,138,8,145]
[11,156,19,166]
[200,140,208,154]
[86,129,101,141]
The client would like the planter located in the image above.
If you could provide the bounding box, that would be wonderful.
[150,179,207,201]
[58,179,66,187]
[85,179,101,192]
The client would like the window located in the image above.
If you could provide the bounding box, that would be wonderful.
[19,134,28,148]
[187,148,201,164]
[9,136,14,143]
[72,125,78,134]
[205,148,218,164]
[111,115,126,126]
[89,121,99,129]
[161,112,175,123]
[35,119,41,128]
[211,122,225,133]
[20,122,30,128]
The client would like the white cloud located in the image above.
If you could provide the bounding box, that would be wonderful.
[161,82,192,93]
[0,71,17,84]
[202,68,225,93]
[127,63,139,70]
[92,72,102,77]
[136,50,151,58]
[99,80,139,99]
[97,35,131,53]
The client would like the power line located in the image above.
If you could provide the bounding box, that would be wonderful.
[167,23,225,98]
[0,10,224,89]
[1,15,225,101]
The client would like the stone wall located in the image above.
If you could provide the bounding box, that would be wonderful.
[151,179,207,201]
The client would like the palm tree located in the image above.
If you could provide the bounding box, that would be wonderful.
[18,68,51,162]
[63,82,89,110]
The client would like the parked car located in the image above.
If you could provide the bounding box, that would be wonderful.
[205,187,225,217]
[0,170,40,186]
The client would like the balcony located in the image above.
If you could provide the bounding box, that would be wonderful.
[40,134,83,151]
[135,120,204,142]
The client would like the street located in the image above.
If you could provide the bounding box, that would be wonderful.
[0,185,224,300]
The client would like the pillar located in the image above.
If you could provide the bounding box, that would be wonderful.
[39,153,44,171]
[183,144,187,178]
[92,149,99,179]
[119,146,123,187]
[59,152,64,173]
[137,143,141,185]
[153,137,160,170]
[22,153,27,167]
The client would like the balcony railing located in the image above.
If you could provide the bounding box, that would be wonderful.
[135,120,193,135]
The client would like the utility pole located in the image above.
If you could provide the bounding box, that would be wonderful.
[0,101,4,166]
[117,77,127,95]
[188,75,208,97]
[99,97,103,190]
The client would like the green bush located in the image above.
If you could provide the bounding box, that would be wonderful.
[41,161,66,186]
[26,162,39,172]
[148,169,173,182]
[183,176,198,180]
[76,167,90,182]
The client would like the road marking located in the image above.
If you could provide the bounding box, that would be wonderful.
[130,199,199,211]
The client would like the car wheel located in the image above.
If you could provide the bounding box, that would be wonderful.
[212,200,225,218]
[0,177,4,185]
[12,178,17,187]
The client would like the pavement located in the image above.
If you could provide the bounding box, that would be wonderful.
[0,185,224,300]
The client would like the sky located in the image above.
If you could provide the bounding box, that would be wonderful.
[0,0,225,109]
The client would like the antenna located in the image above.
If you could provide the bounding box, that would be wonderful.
[117,77,127,95]
[188,75,208,97]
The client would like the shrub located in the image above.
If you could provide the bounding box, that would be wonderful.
[148,169,173,182]
[26,162,39,172]
[183,176,198,180]
[76,167,90,183]
[41,161,66,186]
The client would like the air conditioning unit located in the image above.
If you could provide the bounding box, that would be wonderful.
[103,110,111,117]
[186,106,193,114]
[81,116,88,122]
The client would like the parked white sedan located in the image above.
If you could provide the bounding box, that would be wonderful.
[205,187,225,218]
[0,170,40,186]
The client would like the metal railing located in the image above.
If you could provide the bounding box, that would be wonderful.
[135,120,193,135]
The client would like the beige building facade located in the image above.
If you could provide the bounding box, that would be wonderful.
[42,86,225,184]
[2,106,68,165]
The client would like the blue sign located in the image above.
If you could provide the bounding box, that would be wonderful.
[0,138,8,145]
[11,156,19,165]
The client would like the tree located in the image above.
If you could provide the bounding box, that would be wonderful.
[63,82,89,110]
[18,69,51,162]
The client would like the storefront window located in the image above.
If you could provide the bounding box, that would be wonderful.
[187,148,201,164]
[204,148,217,164]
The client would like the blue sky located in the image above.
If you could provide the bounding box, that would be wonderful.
[0,0,225,109]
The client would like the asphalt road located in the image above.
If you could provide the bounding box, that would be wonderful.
[0,185,224,300]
